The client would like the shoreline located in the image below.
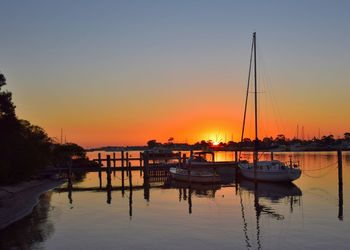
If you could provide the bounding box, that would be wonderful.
[0,179,65,230]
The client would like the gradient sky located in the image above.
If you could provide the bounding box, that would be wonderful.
[1,0,349,147]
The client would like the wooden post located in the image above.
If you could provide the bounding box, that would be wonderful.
[121,152,125,197]
[126,152,129,177]
[113,152,116,168]
[121,150,125,169]
[106,155,112,204]
[235,150,238,162]
[337,150,343,220]
[271,151,274,161]
[140,152,143,176]
[143,152,149,179]
[128,162,133,189]
[98,153,102,189]
[106,155,111,176]
[182,153,187,164]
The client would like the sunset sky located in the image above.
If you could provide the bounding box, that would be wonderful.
[1,1,349,147]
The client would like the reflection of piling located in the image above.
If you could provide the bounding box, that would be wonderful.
[143,152,150,201]
[98,153,102,189]
[337,150,343,220]
[106,155,112,204]
[67,165,73,204]
[235,150,238,162]
[271,151,274,161]
[188,188,192,214]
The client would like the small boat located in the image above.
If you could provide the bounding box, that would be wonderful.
[184,152,237,174]
[169,167,221,183]
[238,33,302,182]
[143,147,177,163]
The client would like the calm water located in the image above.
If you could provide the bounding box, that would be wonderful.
[1,152,349,250]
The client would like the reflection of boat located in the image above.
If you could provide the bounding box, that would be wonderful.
[168,179,221,192]
[238,32,301,182]
[169,167,221,183]
[239,179,302,201]
[238,174,303,249]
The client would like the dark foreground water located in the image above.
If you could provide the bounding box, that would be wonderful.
[1,152,349,250]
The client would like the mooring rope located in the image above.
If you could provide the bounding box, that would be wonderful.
[301,161,338,172]
[302,165,338,178]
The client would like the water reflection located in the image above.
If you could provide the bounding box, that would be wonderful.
[0,192,54,250]
[165,179,222,214]
[238,180,302,249]
[1,152,348,249]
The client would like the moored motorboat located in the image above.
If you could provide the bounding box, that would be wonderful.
[184,153,237,174]
[169,167,221,183]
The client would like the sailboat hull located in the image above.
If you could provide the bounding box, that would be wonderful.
[238,163,301,182]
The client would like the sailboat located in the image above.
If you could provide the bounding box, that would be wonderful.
[238,33,301,182]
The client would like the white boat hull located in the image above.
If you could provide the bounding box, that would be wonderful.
[170,168,221,183]
[238,162,301,182]
[184,162,237,174]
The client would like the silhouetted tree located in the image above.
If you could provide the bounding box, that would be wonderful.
[147,139,160,148]
[0,73,85,184]
[51,143,86,167]
[275,134,286,143]
[321,135,335,145]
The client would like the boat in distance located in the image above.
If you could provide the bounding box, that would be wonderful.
[169,167,221,183]
[238,160,301,182]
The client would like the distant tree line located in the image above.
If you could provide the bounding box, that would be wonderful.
[0,73,86,184]
[146,132,350,151]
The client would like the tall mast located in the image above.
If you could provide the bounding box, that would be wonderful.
[253,32,258,148]
[253,32,258,182]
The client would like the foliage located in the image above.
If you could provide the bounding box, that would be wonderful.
[0,73,85,184]
[51,143,86,166]
[147,139,161,148]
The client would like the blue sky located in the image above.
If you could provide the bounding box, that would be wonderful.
[1,0,349,145]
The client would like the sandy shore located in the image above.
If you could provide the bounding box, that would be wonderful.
[0,179,65,230]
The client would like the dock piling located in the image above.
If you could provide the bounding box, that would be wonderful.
[98,153,102,189]
[106,155,112,204]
